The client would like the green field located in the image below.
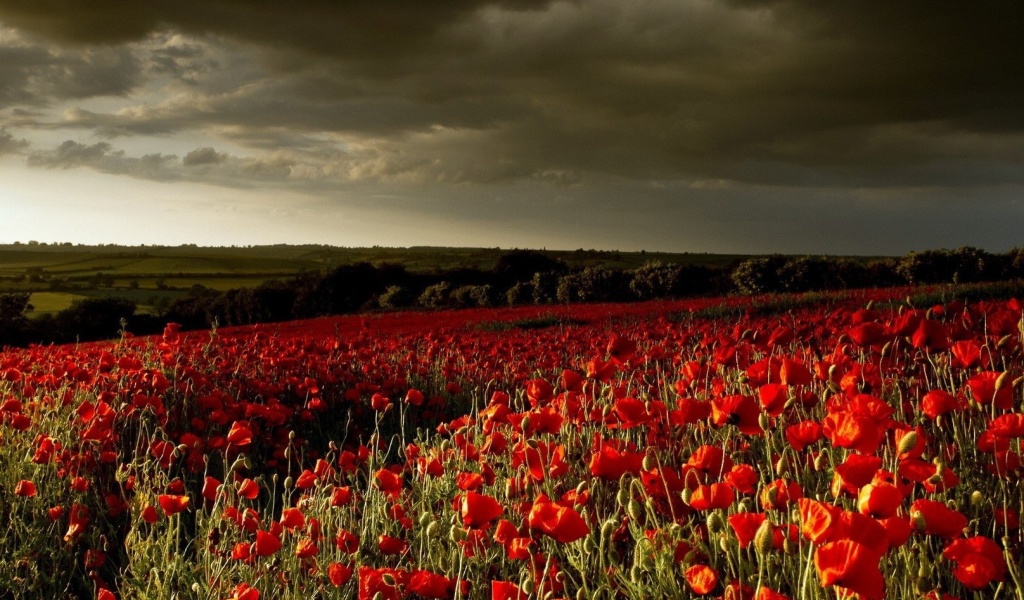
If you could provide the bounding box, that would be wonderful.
[1,243,886,318]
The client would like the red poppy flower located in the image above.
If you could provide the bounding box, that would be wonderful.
[942,536,1007,590]
[225,583,260,600]
[158,494,190,516]
[684,564,719,595]
[588,440,643,480]
[202,476,221,502]
[253,530,282,556]
[814,540,885,599]
[237,478,260,500]
[711,394,763,436]
[527,494,589,543]
[688,483,735,511]
[327,562,353,587]
[856,482,902,519]
[728,512,767,549]
[920,389,961,419]
[226,421,253,446]
[294,537,317,559]
[358,567,407,600]
[460,491,503,528]
[14,480,36,497]
[784,420,822,452]
[491,581,528,600]
[724,464,759,495]
[910,499,968,538]
[280,507,304,530]
[378,534,408,555]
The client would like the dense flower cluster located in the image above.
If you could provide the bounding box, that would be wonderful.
[0,289,1021,599]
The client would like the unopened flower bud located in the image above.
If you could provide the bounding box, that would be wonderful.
[896,431,919,456]
[754,520,775,557]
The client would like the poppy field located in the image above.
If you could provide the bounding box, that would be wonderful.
[0,289,1022,599]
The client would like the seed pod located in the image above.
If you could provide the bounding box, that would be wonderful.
[642,450,657,472]
[896,431,919,456]
[601,519,617,540]
[449,525,467,543]
[911,510,927,532]
[754,520,775,557]
[627,499,644,523]
[995,370,1011,391]
[707,512,725,534]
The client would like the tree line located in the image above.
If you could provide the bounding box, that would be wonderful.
[2,246,1024,347]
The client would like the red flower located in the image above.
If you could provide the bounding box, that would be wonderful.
[327,562,354,587]
[460,491,503,528]
[378,534,408,555]
[14,480,36,497]
[588,440,643,480]
[942,536,1007,590]
[237,478,260,500]
[814,540,885,599]
[358,567,407,600]
[294,537,317,559]
[728,512,767,549]
[226,421,253,446]
[711,394,763,436]
[910,499,967,538]
[491,581,527,600]
[225,583,260,600]
[688,483,735,511]
[158,494,190,516]
[253,530,282,556]
[527,494,589,543]
[856,482,902,519]
[684,564,719,595]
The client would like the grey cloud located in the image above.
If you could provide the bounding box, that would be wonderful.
[0,127,27,154]
[183,146,225,166]
[3,0,1024,191]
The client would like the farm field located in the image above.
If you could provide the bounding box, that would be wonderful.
[0,244,757,319]
[0,288,1021,599]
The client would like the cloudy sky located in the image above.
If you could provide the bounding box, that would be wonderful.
[1,1,1023,254]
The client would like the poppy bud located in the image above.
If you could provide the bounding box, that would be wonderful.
[681,488,693,505]
[617,486,630,508]
[449,525,466,543]
[288,430,296,441]
[896,431,919,456]
[775,456,790,478]
[753,520,774,557]
[642,451,657,472]
[997,334,1013,349]
[583,536,596,554]
[813,452,827,471]
[758,413,771,432]
[970,490,984,507]
[911,510,927,532]
[373,593,384,600]
[575,480,589,496]
[880,341,892,357]
[707,512,725,534]
[520,416,531,433]
[995,370,1011,391]
[601,519,617,540]
[425,521,438,539]
[783,537,797,554]
[283,476,294,489]
[719,533,735,552]
[627,499,644,523]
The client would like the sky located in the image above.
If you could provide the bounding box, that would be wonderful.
[1,1,1023,255]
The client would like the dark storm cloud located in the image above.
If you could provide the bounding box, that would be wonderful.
[3,0,1024,192]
